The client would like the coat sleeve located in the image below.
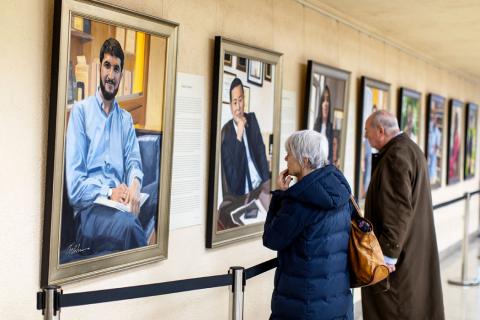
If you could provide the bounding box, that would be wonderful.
[263,194,310,251]
[221,122,247,196]
[66,103,108,210]
[247,113,269,182]
[122,112,143,187]
[377,152,415,258]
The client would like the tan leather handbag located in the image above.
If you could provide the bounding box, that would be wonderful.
[348,196,389,288]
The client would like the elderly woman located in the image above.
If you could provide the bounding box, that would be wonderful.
[263,130,353,320]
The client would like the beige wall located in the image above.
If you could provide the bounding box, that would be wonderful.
[1,0,479,319]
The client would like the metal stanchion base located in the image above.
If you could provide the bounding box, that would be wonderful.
[447,278,480,286]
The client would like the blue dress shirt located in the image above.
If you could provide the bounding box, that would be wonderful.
[66,89,143,212]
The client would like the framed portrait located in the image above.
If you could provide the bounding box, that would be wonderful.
[236,56,247,72]
[247,59,264,86]
[224,53,232,67]
[304,61,350,170]
[264,63,272,82]
[398,88,422,145]
[355,76,391,207]
[243,85,251,112]
[41,0,178,285]
[425,94,446,189]
[464,102,478,180]
[222,71,237,104]
[207,36,283,248]
[446,99,464,185]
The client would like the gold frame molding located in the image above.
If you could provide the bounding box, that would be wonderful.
[41,0,178,285]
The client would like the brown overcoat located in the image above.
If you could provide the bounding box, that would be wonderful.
[361,133,445,320]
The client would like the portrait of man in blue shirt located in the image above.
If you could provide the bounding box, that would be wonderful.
[65,38,150,257]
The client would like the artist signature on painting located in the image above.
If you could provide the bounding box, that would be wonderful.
[66,243,90,255]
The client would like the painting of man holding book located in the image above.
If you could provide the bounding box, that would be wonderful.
[62,37,158,262]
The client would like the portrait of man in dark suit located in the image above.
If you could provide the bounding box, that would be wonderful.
[218,78,271,229]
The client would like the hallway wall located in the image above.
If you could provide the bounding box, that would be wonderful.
[1,0,479,318]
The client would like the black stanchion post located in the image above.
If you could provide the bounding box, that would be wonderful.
[37,286,62,319]
[229,266,245,320]
[448,192,480,286]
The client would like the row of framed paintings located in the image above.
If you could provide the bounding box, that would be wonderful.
[207,45,478,249]
[41,0,478,287]
[353,76,478,206]
[305,63,478,208]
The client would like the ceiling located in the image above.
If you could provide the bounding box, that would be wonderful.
[299,0,480,82]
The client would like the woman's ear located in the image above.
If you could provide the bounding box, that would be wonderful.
[303,157,310,168]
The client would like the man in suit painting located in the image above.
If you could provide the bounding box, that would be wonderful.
[219,78,270,229]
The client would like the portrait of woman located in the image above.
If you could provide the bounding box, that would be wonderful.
[304,61,350,171]
[313,85,333,163]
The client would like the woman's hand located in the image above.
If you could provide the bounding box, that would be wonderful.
[277,169,292,191]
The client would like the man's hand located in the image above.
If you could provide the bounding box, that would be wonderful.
[277,169,292,191]
[125,178,141,215]
[110,184,129,203]
[386,263,396,273]
[235,116,247,141]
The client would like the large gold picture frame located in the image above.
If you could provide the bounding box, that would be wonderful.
[41,0,178,285]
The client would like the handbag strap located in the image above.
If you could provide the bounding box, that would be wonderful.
[350,195,362,218]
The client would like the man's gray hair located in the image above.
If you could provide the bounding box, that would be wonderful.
[370,110,400,135]
[285,130,329,169]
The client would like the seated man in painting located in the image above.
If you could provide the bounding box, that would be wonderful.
[219,78,271,229]
[65,38,155,258]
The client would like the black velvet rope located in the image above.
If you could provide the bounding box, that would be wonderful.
[433,194,467,210]
[57,258,279,308]
[432,189,480,210]
[245,258,278,280]
[470,189,480,196]
[61,274,232,307]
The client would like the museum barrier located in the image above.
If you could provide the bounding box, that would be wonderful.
[37,190,480,319]
[446,190,480,287]
[36,258,278,319]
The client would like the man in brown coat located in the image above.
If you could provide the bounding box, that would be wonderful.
[361,110,444,319]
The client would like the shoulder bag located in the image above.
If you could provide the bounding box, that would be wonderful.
[348,195,389,288]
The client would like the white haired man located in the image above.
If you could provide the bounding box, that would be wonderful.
[362,110,444,319]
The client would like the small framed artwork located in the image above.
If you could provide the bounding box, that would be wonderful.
[222,71,237,104]
[41,0,178,285]
[207,36,283,248]
[425,94,446,189]
[247,59,264,86]
[355,76,391,207]
[243,85,251,112]
[236,56,247,72]
[303,60,350,170]
[446,99,464,185]
[224,53,232,67]
[264,63,272,82]
[398,88,422,145]
[464,103,478,180]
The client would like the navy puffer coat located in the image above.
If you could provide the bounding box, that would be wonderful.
[263,165,353,320]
